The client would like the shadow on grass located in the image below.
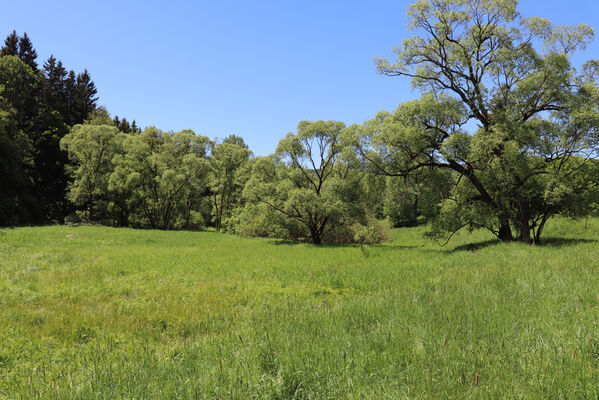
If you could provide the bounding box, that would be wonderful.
[448,237,598,252]
[270,239,301,246]
[537,237,598,246]
[368,244,421,251]
[269,239,359,248]
[269,239,421,251]
[269,235,597,252]
[449,239,502,252]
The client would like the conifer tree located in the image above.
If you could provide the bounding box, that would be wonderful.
[75,70,97,122]
[17,33,37,70]
[0,30,18,57]
[42,56,67,115]
[64,70,77,122]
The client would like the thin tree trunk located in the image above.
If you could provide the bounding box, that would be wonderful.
[413,195,419,223]
[111,201,115,227]
[88,199,94,223]
[533,214,550,245]
[518,200,532,244]
[498,217,513,242]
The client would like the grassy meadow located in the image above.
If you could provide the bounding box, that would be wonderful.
[1,218,599,398]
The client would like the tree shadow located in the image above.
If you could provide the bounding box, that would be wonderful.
[537,237,598,247]
[270,239,301,246]
[269,239,349,247]
[269,235,597,251]
[448,239,502,252]
[368,244,420,251]
[269,239,420,250]
[448,237,598,252]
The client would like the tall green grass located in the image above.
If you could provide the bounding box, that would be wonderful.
[1,218,599,398]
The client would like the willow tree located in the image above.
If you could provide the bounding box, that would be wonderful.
[245,120,366,244]
[355,0,599,244]
[60,123,123,222]
[110,128,211,230]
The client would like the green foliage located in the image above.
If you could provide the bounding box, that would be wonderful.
[209,135,252,231]
[109,127,212,229]
[383,168,452,227]
[351,215,392,245]
[60,123,123,222]
[361,0,599,244]
[85,106,113,126]
[224,202,298,239]
[0,115,31,225]
[0,32,99,224]
[243,121,383,244]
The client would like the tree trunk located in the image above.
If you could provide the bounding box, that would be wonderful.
[88,200,94,223]
[532,215,550,245]
[518,200,532,244]
[413,195,419,222]
[498,217,513,242]
[309,226,322,245]
[111,201,115,227]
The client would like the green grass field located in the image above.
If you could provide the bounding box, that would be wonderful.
[1,219,599,399]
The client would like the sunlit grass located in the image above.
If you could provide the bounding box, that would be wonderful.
[1,218,599,398]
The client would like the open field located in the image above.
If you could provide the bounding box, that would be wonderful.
[1,219,599,398]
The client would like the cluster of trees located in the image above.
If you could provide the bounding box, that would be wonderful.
[0,31,101,224]
[4,0,599,245]
[60,112,252,231]
[61,116,424,243]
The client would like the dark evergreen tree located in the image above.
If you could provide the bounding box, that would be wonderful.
[18,33,37,70]
[119,118,131,133]
[42,56,67,115]
[112,116,141,133]
[0,32,100,223]
[130,120,141,133]
[0,30,18,57]
[64,70,77,124]
[74,70,98,122]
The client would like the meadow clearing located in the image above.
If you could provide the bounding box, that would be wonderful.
[1,219,599,399]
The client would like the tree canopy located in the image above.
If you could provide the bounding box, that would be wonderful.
[348,0,599,244]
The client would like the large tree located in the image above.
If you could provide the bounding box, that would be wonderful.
[245,121,369,244]
[110,127,211,230]
[60,123,123,222]
[355,0,599,244]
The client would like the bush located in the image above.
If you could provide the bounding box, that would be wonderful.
[351,217,392,245]
[223,203,299,239]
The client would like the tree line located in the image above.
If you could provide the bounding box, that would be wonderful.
[0,31,140,225]
[3,0,599,245]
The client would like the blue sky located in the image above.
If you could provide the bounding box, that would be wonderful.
[2,0,598,155]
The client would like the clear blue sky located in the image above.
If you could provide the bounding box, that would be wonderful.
[2,0,598,155]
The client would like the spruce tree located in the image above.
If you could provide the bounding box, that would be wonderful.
[18,33,37,70]
[119,118,131,133]
[42,56,67,115]
[75,69,97,122]
[64,70,77,124]
[0,30,18,57]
